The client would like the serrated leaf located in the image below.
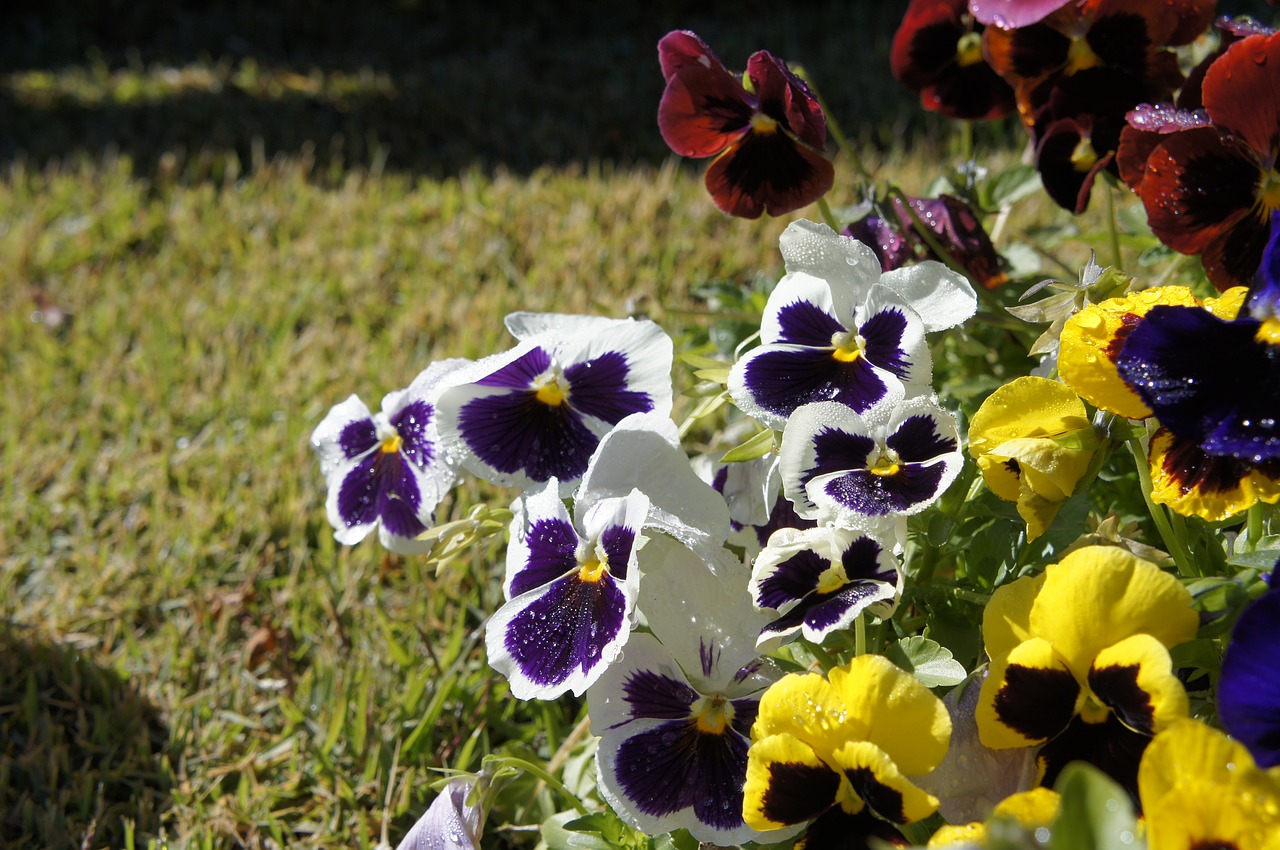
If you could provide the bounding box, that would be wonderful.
[719,429,775,463]
[884,636,967,687]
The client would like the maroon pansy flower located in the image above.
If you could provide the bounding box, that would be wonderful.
[657,30,834,219]
[891,0,1016,121]
[1122,31,1280,290]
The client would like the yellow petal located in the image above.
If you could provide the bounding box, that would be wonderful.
[977,453,1023,503]
[927,822,986,848]
[831,739,940,824]
[1090,633,1188,735]
[743,732,841,830]
[999,437,1093,502]
[1202,286,1248,320]
[1058,287,1198,419]
[1149,428,1280,522]
[977,637,1078,750]
[1029,546,1197,680]
[751,671,855,763]
[1016,485,1063,541]
[991,787,1060,828]
[831,655,951,776]
[982,573,1046,663]
[968,377,1090,456]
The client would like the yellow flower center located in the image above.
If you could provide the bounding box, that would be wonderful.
[956,31,984,68]
[868,448,901,477]
[692,693,736,734]
[578,556,609,583]
[1070,135,1098,173]
[1065,35,1102,74]
[380,434,402,454]
[816,562,848,595]
[534,373,570,407]
[1077,688,1110,725]
[750,112,779,135]
[831,330,865,363]
[1258,168,1280,213]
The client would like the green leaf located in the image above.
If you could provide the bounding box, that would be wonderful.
[985,164,1043,208]
[884,636,967,688]
[720,429,776,463]
[1049,762,1140,850]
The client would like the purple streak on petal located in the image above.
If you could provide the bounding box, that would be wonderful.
[823,463,946,516]
[808,427,877,479]
[806,584,885,630]
[755,548,827,610]
[392,400,436,468]
[622,669,698,720]
[458,391,599,481]
[338,417,377,460]
[336,452,381,529]
[563,351,653,423]
[612,718,751,830]
[700,638,720,679]
[476,347,552,389]
[775,299,846,347]
[887,414,956,463]
[860,307,912,379]
[376,451,427,537]
[599,523,637,580]
[509,516,580,597]
[842,536,896,583]
[503,572,627,688]
[745,346,888,416]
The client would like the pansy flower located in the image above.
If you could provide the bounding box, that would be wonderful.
[657,30,833,219]
[1139,719,1280,850]
[700,453,817,555]
[588,536,790,846]
[438,313,673,493]
[311,359,472,553]
[968,376,1097,541]
[779,397,964,525]
[749,524,902,650]
[730,220,976,429]
[976,545,1197,798]
[1120,31,1280,289]
[742,654,952,846]
[891,0,1016,121]
[1218,561,1280,770]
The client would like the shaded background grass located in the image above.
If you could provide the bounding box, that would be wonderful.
[4,1,1278,848]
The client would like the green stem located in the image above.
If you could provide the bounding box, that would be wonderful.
[854,613,867,658]
[795,70,869,181]
[489,754,589,816]
[1247,503,1265,552]
[958,119,975,163]
[1105,179,1122,270]
[1127,437,1199,576]
[816,195,842,232]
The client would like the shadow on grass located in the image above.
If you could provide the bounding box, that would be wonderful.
[0,0,923,181]
[0,627,172,850]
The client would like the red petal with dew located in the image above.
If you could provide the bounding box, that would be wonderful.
[1202,32,1280,157]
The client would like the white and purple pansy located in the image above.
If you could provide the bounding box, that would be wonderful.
[728,221,977,430]
[438,313,674,493]
[779,397,963,524]
[485,478,649,700]
[588,536,792,846]
[310,359,472,553]
[749,524,902,650]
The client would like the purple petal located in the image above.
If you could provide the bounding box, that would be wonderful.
[809,427,877,479]
[860,306,912,379]
[563,351,653,423]
[476,346,551,389]
[1219,569,1280,768]
[391,400,436,468]
[823,463,946,516]
[509,516,580,598]
[887,413,958,463]
[612,719,750,830]
[599,524,638,580]
[336,449,425,537]
[774,299,846,347]
[458,391,599,482]
[503,572,628,688]
[339,417,377,460]
[743,346,889,418]
[622,669,698,721]
[755,548,827,611]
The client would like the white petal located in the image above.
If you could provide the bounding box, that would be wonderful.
[759,271,846,345]
[778,219,882,307]
[393,777,483,850]
[311,394,374,478]
[878,261,977,333]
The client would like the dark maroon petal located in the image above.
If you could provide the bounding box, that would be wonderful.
[843,215,916,272]
[1036,713,1149,804]
[821,464,947,516]
[338,417,377,460]
[1089,661,1155,736]
[704,131,834,219]
[891,0,965,87]
[845,765,907,823]
[613,719,751,830]
[509,516,579,598]
[390,399,435,468]
[887,414,957,464]
[503,572,627,688]
[1201,211,1271,292]
[746,50,826,150]
[993,661,1079,743]
[984,21,1069,82]
[742,346,889,417]
[775,298,847,347]
[1203,32,1280,158]
[621,669,697,720]
[563,351,653,424]
[757,762,839,825]
[657,32,753,159]
[920,61,1017,121]
[898,195,1007,289]
[1034,116,1114,214]
[458,391,598,482]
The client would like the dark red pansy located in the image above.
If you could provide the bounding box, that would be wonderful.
[1127,32,1280,289]
[657,30,833,219]
[891,0,1016,121]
